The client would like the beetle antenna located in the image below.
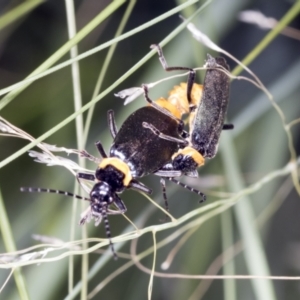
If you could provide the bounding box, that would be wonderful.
[20,187,91,201]
[100,203,118,260]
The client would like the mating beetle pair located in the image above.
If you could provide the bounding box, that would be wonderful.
[21,45,233,258]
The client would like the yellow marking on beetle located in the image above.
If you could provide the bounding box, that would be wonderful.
[167,83,203,130]
[187,83,203,132]
[168,82,203,111]
[99,157,132,186]
[167,83,190,116]
[149,83,203,126]
[154,97,181,119]
[172,146,205,167]
[191,83,203,106]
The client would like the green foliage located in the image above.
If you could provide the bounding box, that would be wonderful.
[1,1,300,299]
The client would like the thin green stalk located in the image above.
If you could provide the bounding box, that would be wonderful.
[0,189,30,300]
[148,231,157,300]
[64,0,87,297]
[0,0,126,111]
[0,0,199,98]
[221,209,236,300]
[0,0,44,31]
[232,1,300,76]
[220,134,276,300]
[83,0,137,145]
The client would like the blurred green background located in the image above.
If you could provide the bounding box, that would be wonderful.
[0,0,300,299]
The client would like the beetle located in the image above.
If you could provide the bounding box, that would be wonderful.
[21,85,205,258]
[77,84,206,218]
[147,44,233,176]
[190,54,232,158]
[20,185,126,260]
